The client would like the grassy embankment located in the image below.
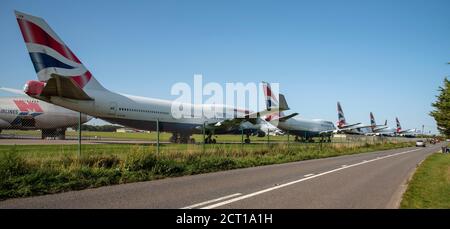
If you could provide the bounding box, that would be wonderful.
[401,151,450,208]
[2,129,405,143]
[0,141,414,200]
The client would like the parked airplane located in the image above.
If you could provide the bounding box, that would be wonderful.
[14,11,287,144]
[262,82,335,142]
[395,117,416,137]
[334,102,369,134]
[366,112,395,136]
[0,88,91,139]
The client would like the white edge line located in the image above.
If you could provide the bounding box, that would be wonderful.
[201,148,421,209]
[304,173,315,177]
[181,193,242,209]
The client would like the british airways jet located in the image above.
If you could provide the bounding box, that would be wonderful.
[14,11,287,144]
[262,82,336,142]
[334,102,371,135]
[0,88,91,139]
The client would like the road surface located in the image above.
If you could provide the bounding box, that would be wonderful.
[0,143,442,208]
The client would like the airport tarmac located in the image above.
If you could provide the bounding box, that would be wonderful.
[0,143,441,209]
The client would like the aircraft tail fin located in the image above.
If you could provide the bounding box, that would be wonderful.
[262,82,289,111]
[337,102,347,128]
[370,112,376,127]
[396,117,401,132]
[15,10,106,99]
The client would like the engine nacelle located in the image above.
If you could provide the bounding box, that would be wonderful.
[257,130,266,137]
[24,80,45,97]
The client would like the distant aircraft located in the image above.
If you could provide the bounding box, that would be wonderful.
[366,112,395,136]
[0,88,91,139]
[334,102,369,135]
[14,11,287,144]
[262,82,335,142]
[395,117,416,137]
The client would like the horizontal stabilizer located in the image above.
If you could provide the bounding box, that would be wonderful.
[340,122,361,129]
[373,126,389,132]
[277,113,299,122]
[40,74,93,100]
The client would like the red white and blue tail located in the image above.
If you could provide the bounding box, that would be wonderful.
[15,10,105,93]
[396,117,402,133]
[262,81,279,110]
[337,102,347,128]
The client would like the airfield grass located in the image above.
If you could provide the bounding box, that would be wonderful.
[2,129,292,142]
[400,152,450,208]
[0,141,414,200]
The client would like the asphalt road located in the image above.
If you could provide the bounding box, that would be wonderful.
[0,143,442,209]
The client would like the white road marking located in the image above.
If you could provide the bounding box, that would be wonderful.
[201,148,422,209]
[341,165,348,167]
[181,193,242,209]
[304,174,315,177]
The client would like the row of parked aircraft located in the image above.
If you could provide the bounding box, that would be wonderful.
[0,11,418,142]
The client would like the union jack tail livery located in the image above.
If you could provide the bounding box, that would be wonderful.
[15,10,105,100]
[370,112,376,127]
[396,117,401,133]
[337,102,347,128]
[262,82,289,112]
[262,81,279,111]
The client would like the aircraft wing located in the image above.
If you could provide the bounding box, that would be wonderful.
[373,126,389,132]
[278,112,299,122]
[0,87,26,95]
[269,112,299,122]
[398,128,416,134]
[203,94,290,132]
[319,129,336,135]
[340,123,361,129]
[205,109,283,132]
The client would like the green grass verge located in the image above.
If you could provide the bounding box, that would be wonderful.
[0,141,413,200]
[400,152,450,208]
[2,129,409,143]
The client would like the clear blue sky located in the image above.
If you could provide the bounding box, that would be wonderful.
[1,0,449,133]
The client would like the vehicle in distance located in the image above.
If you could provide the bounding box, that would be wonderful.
[415,140,426,147]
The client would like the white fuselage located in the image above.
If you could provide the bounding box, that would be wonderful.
[272,117,335,138]
[47,88,257,135]
[0,96,90,130]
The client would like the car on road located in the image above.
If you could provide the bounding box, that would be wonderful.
[416,140,426,147]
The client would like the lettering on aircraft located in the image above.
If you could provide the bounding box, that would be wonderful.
[13,100,43,117]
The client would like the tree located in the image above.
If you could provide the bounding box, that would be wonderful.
[430,78,450,137]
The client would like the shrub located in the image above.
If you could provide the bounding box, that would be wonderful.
[0,148,29,179]
[124,151,157,171]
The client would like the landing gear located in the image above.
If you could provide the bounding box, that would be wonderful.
[41,128,66,140]
[169,133,178,143]
[244,134,251,144]
[169,133,195,144]
[294,135,315,143]
[204,133,217,144]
